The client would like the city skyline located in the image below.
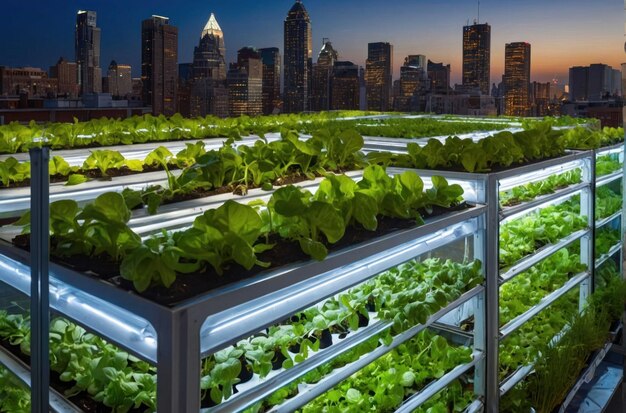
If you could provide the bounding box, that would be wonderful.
[0,0,623,86]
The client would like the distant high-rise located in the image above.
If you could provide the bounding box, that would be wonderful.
[141,15,178,115]
[462,23,490,95]
[190,13,229,117]
[393,54,427,112]
[503,42,531,116]
[75,10,102,95]
[427,60,451,94]
[106,61,132,98]
[365,42,393,111]
[311,39,338,111]
[227,47,263,116]
[569,66,589,101]
[50,57,79,98]
[568,64,620,102]
[284,1,312,113]
[331,61,360,110]
[259,48,281,114]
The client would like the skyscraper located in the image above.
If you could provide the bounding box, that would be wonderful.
[311,39,338,111]
[393,55,427,112]
[50,57,79,98]
[331,61,360,110]
[284,1,312,113]
[427,60,451,94]
[227,47,263,116]
[365,42,393,111]
[141,15,178,115]
[503,42,531,116]
[190,13,228,117]
[75,10,102,95]
[569,66,589,101]
[462,23,490,95]
[259,48,281,114]
[106,61,132,98]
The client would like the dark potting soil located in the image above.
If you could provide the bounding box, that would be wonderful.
[12,203,470,307]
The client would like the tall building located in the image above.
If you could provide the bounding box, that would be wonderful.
[365,42,393,111]
[227,47,263,116]
[75,10,102,95]
[311,39,338,111]
[106,61,132,98]
[259,48,281,114]
[568,64,621,102]
[531,81,554,116]
[393,54,427,112]
[141,15,178,115]
[330,61,359,110]
[503,42,531,116]
[284,1,312,113]
[427,60,451,94]
[462,23,490,95]
[190,13,229,117]
[50,57,79,98]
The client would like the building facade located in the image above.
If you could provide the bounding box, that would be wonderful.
[393,55,427,112]
[283,1,312,113]
[50,57,79,98]
[310,39,338,112]
[141,15,178,115]
[330,61,359,110]
[105,61,132,98]
[75,10,102,95]
[427,60,451,94]
[569,64,621,102]
[259,48,281,114]
[462,23,490,95]
[227,47,263,117]
[0,66,57,97]
[365,42,393,111]
[503,42,531,116]
[190,13,228,117]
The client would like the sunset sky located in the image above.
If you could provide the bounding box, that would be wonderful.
[1,0,623,85]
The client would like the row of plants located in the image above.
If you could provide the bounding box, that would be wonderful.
[595,226,621,256]
[561,126,624,150]
[499,246,586,326]
[199,258,482,407]
[0,112,520,155]
[371,125,622,173]
[596,154,623,177]
[499,169,582,207]
[500,261,626,413]
[13,165,465,298]
[0,364,30,413]
[499,202,588,268]
[0,310,157,412]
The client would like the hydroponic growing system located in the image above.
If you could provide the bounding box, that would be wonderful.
[0,113,622,413]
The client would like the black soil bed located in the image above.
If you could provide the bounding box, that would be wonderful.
[12,203,470,307]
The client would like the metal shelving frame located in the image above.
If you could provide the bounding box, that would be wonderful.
[0,162,489,413]
[371,146,597,413]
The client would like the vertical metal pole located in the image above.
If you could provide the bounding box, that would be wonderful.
[472,213,486,400]
[484,175,500,413]
[580,154,595,307]
[29,147,50,413]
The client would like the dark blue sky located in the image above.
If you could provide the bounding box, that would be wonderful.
[1,0,623,84]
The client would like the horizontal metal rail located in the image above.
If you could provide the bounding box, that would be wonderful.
[500,272,589,340]
[595,242,623,269]
[595,210,622,228]
[394,351,483,413]
[499,229,590,284]
[596,170,623,188]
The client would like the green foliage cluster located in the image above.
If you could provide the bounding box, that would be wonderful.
[499,248,586,325]
[0,365,30,413]
[596,154,622,177]
[561,126,624,150]
[499,203,588,268]
[201,258,481,407]
[499,169,582,207]
[0,313,156,412]
[595,226,621,256]
[595,186,623,219]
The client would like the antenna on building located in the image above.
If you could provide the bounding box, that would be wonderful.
[477,0,480,24]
